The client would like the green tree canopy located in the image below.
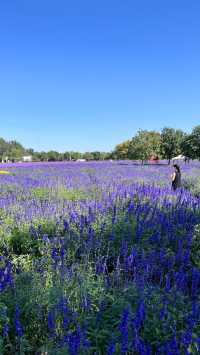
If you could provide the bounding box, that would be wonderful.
[190,125,200,159]
[0,138,9,159]
[160,128,185,164]
[128,130,161,163]
[113,140,131,159]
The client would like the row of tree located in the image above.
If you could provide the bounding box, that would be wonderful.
[31,150,110,162]
[1,125,200,163]
[0,139,26,161]
[0,138,111,162]
[112,126,200,164]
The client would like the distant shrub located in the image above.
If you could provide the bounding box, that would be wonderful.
[182,176,200,197]
[31,187,87,201]
[56,187,87,201]
[31,187,50,201]
[8,227,42,256]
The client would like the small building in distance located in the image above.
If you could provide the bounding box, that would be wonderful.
[76,159,86,162]
[22,155,32,162]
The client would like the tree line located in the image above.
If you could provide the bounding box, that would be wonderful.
[0,125,200,163]
[0,139,26,162]
[32,150,111,162]
[112,125,200,164]
[0,138,111,162]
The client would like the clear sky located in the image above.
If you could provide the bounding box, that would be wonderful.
[0,0,200,152]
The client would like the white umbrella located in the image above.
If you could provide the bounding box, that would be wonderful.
[172,154,185,161]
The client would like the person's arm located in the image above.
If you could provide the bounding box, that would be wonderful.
[171,172,176,181]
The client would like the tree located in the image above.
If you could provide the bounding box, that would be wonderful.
[69,151,82,161]
[180,134,196,161]
[160,128,185,164]
[100,152,110,160]
[190,126,200,159]
[63,152,71,161]
[7,140,26,161]
[46,151,60,161]
[26,148,35,155]
[128,130,161,163]
[91,151,102,161]
[82,152,94,161]
[113,140,130,159]
[0,138,9,159]
[35,151,48,161]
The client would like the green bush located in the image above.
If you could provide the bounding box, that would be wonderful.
[182,176,200,197]
[31,187,50,201]
[30,186,88,202]
[56,187,87,201]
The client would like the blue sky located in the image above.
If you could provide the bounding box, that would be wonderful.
[0,0,200,152]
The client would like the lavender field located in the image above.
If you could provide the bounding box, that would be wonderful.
[0,161,200,354]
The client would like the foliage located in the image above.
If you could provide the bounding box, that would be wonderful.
[0,138,26,161]
[180,134,196,160]
[113,140,131,160]
[160,127,185,164]
[30,187,87,201]
[189,126,200,159]
[128,130,161,163]
[182,176,200,197]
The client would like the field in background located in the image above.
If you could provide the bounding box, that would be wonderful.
[0,161,200,354]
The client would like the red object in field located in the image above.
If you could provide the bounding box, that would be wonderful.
[149,155,159,164]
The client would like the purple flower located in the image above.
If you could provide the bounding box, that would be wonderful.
[107,340,115,354]
[48,309,55,338]
[3,323,9,337]
[14,305,23,338]
[119,308,129,353]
